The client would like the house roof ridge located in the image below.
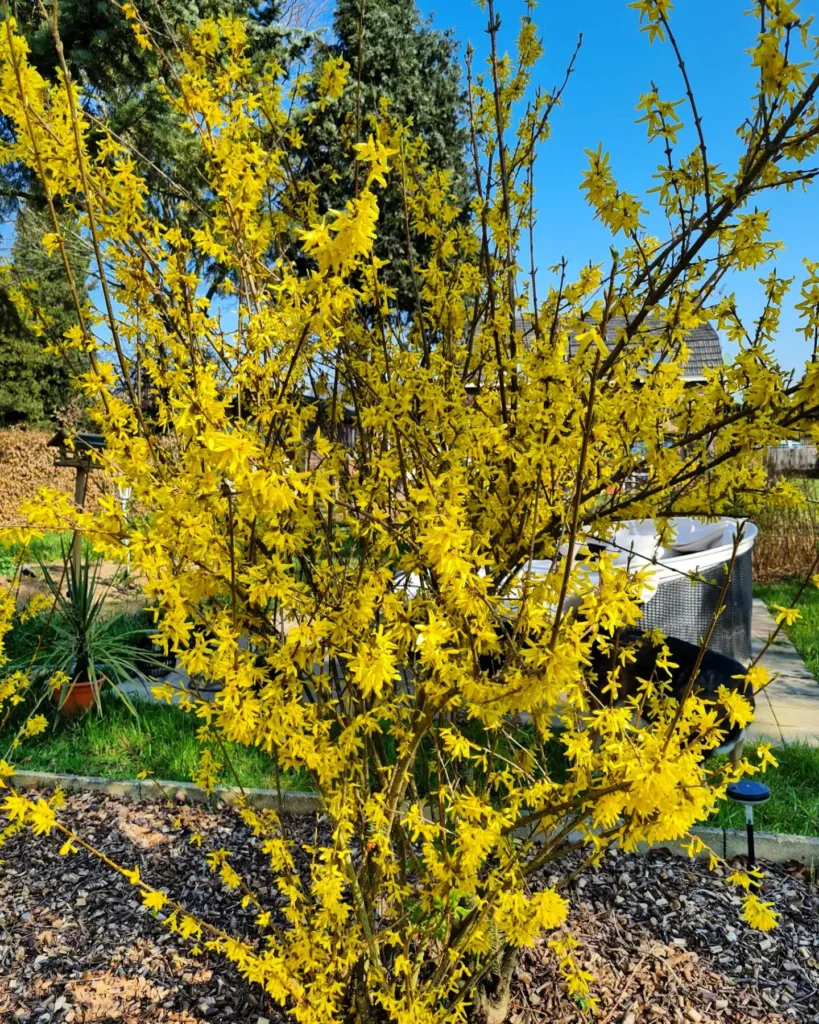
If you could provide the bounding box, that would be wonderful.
[512,313,723,377]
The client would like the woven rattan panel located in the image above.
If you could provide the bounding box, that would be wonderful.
[639,549,752,662]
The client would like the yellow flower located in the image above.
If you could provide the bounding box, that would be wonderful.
[346,627,400,700]
[440,727,475,760]
[317,55,350,104]
[742,893,779,931]
[353,135,398,189]
[716,686,755,729]
[40,232,61,256]
[2,792,29,824]
[493,888,568,946]
[48,671,70,693]
[740,664,770,691]
[18,593,51,623]
[28,799,56,836]
[773,605,801,627]
[122,865,141,886]
[143,890,168,912]
[756,743,779,773]
[178,916,202,940]
[122,2,152,51]
[21,714,48,739]
[726,870,752,892]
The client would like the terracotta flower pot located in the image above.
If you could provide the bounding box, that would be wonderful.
[53,681,98,717]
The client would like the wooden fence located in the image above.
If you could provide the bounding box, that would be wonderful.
[766,445,818,480]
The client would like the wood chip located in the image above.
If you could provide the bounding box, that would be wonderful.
[3,791,818,1024]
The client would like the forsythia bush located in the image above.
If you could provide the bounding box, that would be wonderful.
[2,1,819,1020]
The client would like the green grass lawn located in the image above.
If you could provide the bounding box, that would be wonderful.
[4,696,313,792]
[0,531,99,576]
[711,742,819,837]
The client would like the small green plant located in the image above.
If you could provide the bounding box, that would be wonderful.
[8,544,163,716]
[407,889,472,941]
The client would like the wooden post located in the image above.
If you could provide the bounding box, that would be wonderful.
[48,431,106,579]
[71,465,88,581]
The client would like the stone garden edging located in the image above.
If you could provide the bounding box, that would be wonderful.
[10,768,322,815]
[10,769,819,866]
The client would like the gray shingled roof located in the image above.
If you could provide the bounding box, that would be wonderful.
[516,315,723,378]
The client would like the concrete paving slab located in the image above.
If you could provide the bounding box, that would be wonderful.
[748,598,819,746]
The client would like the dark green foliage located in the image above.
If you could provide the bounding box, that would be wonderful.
[300,0,470,313]
[0,604,60,665]
[0,0,468,423]
[14,0,312,227]
[0,2,313,425]
[0,205,90,427]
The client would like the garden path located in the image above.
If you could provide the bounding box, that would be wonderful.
[748,598,819,747]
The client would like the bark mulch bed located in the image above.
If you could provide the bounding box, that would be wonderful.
[0,792,817,1023]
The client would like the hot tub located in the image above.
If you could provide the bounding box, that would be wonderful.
[398,518,757,663]
[584,518,756,662]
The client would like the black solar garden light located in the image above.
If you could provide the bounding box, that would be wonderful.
[726,780,771,878]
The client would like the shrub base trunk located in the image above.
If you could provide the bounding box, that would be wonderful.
[473,945,518,1024]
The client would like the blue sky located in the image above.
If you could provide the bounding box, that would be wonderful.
[416,0,819,372]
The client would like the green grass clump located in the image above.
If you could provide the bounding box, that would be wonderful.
[4,696,313,792]
[712,742,819,837]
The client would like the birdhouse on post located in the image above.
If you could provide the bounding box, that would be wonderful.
[48,430,106,580]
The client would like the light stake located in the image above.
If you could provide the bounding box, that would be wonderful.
[726,780,771,885]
